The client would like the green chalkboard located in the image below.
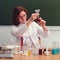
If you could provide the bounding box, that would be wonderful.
[0,0,60,26]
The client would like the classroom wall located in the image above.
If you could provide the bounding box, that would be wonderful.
[0,0,60,26]
[0,26,60,48]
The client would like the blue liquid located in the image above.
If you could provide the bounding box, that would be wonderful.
[52,48,60,54]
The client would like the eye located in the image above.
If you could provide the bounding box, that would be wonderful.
[23,14,27,17]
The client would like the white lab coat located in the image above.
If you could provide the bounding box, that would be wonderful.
[11,22,50,47]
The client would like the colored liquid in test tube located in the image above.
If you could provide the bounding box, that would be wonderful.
[20,37,23,51]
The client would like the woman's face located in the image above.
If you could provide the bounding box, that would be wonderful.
[18,11,27,24]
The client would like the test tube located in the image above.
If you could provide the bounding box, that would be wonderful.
[20,37,23,51]
[35,9,41,22]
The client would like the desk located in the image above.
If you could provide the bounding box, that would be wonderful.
[0,54,60,60]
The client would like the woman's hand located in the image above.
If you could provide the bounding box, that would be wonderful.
[38,17,46,26]
[30,13,40,21]
[26,13,39,27]
[38,17,48,31]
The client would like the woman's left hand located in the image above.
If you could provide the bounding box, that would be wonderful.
[38,17,46,26]
[38,17,48,31]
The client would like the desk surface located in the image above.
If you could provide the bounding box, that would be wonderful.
[0,54,60,60]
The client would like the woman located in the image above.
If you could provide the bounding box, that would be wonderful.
[11,6,50,48]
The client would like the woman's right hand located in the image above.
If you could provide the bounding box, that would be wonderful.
[30,13,40,21]
[26,13,40,27]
